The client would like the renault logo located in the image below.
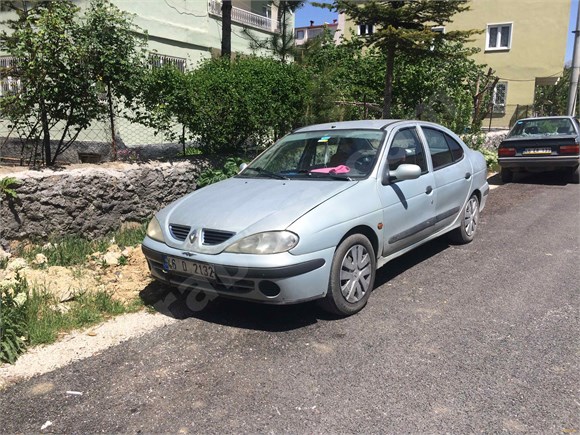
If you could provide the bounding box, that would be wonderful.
[188,229,198,244]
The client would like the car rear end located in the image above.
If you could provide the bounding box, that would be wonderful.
[498,117,580,182]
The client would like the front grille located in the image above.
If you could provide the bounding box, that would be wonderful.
[169,224,191,241]
[202,229,235,245]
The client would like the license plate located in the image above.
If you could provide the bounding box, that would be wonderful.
[523,147,551,155]
[164,256,216,279]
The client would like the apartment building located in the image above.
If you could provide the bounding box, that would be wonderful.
[342,0,572,128]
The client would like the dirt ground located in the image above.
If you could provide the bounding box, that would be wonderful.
[0,245,153,304]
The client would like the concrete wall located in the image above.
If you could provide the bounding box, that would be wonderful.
[0,160,213,248]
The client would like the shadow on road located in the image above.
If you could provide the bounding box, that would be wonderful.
[489,170,575,186]
[374,236,450,288]
[139,281,332,332]
[139,236,454,331]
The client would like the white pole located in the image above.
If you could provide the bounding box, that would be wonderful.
[567,1,580,116]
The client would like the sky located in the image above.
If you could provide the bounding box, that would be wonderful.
[294,1,337,27]
[295,0,579,63]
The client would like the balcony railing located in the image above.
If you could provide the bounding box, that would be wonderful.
[209,0,279,33]
[149,53,187,72]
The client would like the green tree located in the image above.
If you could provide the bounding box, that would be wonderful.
[326,0,478,118]
[298,29,384,123]
[534,67,571,117]
[392,41,482,132]
[0,0,102,166]
[245,1,306,62]
[134,65,196,154]
[82,0,148,160]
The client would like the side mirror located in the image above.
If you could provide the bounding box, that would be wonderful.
[239,163,248,172]
[381,164,421,185]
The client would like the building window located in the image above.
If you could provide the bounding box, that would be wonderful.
[296,30,304,40]
[357,24,374,36]
[486,23,512,50]
[149,53,186,73]
[0,56,20,97]
[492,82,508,113]
[262,4,272,19]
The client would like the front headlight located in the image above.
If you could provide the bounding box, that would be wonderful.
[225,231,299,254]
[146,216,165,243]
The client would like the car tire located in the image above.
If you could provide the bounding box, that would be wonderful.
[448,194,480,245]
[500,168,513,183]
[319,234,376,316]
[567,166,579,184]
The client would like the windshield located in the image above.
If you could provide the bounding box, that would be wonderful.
[508,118,576,138]
[239,129,385,180]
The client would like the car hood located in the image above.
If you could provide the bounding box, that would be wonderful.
[159,177,357,251]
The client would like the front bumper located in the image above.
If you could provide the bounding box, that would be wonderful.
[141,239,333,304]
[499,156,579,170]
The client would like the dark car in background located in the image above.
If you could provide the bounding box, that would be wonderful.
[498,116,580,183]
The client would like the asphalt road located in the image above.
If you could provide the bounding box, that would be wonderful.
[1,173,579,434]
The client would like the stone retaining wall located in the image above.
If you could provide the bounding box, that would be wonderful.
[0,160,212,249]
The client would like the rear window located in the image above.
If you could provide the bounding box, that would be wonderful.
[508,118,576,138]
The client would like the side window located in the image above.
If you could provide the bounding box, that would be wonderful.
[423,128,453,170]
[388,128,428,172]
[423,128,465,169]
[446,134,464,161]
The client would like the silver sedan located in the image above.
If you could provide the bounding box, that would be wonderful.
[142,120,489,316]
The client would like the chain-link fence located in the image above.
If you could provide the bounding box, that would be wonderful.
[0,114,194,166]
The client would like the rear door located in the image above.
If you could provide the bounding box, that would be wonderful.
[419,126,473,232]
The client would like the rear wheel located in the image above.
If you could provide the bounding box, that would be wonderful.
[567,166,579,184]
[500,168,513,183]
[319,234,376,316]
[448,194,480,244]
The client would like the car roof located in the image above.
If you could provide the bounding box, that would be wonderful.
[515,115,577,122]
[294,119,401,132]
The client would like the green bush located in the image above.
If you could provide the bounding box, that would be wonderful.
[197,157,245,188]
[136,57,311,154]
[0,272,29,364]
[462,132,499,171]
[177,146,203,157]
[0,177,20,200]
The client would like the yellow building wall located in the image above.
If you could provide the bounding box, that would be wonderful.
[446,0,571,129]
[342,0,571,129]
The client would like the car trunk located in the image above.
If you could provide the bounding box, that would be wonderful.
[499,136,579,157]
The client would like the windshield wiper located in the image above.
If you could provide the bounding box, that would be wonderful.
[308,172,352,181]
[242,167,289,180]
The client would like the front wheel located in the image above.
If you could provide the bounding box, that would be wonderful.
[319,234,376,316]
[448,194,480,244]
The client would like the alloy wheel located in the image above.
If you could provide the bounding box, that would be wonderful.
[464,197,479,237]
[340,244,372,303]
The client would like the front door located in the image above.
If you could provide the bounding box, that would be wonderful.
[378,126,436,256]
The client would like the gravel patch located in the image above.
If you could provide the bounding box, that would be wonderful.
[0,311,177,390]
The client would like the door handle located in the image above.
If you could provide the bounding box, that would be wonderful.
[465,172,472,179]
[425,185,433,194]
